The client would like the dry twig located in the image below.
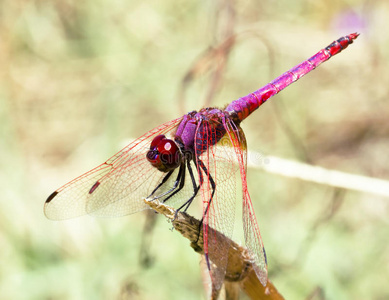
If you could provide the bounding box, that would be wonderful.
[144,198,284,300]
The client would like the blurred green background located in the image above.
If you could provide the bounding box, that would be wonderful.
[1,0,389,299]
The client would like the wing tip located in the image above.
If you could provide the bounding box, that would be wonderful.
[45,191,58,204]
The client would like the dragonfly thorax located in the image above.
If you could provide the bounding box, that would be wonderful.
[146,135,183,172]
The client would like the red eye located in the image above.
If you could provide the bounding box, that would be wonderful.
[158,140,180,164]
[150,135,166,149]
[157,139,176,154]
[146,136,182,172]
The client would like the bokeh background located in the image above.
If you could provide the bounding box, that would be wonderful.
[1,0,389,299]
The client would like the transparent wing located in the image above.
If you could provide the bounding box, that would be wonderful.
[90,144,204,218]
[195,118,239,291]
[225,119,268,286]
[44,117,184,220]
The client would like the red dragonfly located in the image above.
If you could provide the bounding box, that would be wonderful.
[45,33,358,291]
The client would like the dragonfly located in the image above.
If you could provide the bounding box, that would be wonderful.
[45,33,358,291]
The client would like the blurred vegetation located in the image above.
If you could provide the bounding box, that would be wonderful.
[1,0,389,299]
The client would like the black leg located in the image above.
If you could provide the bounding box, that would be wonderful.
[197,158,216,219]
[175,160,201,213]
[188,158,216,247]
[162,163,186,203]
[149,164,184,200]
[182,159,201,212]
[195,158,216,271]
[147,170,174,198]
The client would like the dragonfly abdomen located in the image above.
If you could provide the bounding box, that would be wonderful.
[226,33,359,122]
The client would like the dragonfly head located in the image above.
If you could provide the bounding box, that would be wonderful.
[146,135,182,172]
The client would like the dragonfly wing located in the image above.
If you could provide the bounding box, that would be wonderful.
[44,117,184,220]
[85,154,164,217]
[225,119,268,286]
[195,119,239,291]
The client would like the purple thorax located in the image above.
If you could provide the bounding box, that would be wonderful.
[175,108,228,155]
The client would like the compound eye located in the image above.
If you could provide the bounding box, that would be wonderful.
[150,135,166,149]
[157,139,181,169]
[157,139,176,154]
[146,149,158,163]
[146,136,182,172]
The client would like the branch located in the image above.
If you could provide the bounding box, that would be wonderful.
[144,198,284,300]
[248,151,389,198]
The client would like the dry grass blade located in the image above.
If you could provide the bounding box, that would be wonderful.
[248,152,389,198]
[144,198,284,300]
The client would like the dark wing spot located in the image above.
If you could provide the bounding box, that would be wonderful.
[46,191,58,203]
[204,253,211,271]
[89,181,100,194]
[263,246,267,266]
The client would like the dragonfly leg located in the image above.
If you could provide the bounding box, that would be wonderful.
[197,158,216,220]
[182,159,201,212]
[194,158,217,270]
[148,164,185,200]
[147,170,174,198]
[162,163,186,203]
[174,159,201,215]
[183,158,216,249]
